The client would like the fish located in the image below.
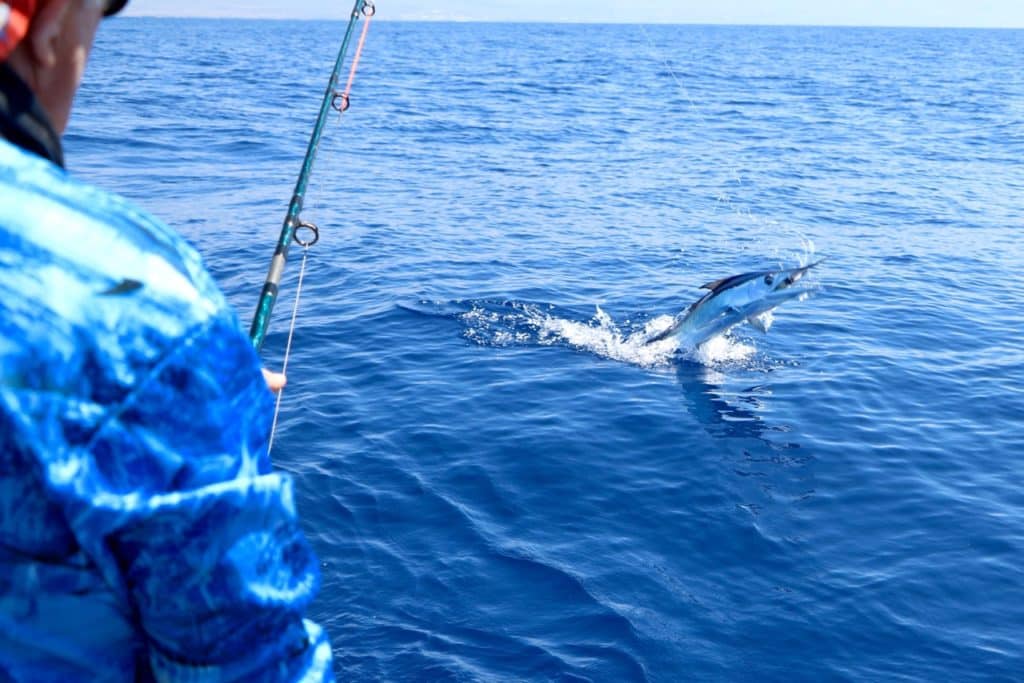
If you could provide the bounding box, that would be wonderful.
[644,260,823,348]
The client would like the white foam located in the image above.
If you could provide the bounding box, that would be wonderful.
[536,308,674,368]
[534,306,756,368]
[692,335,756,364]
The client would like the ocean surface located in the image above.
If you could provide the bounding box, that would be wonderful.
[71,19,1023,681]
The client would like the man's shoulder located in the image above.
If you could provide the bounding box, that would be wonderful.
[0,139,245,393]
[0,139,229,323]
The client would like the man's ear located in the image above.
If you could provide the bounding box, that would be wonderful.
[24,0,74,69]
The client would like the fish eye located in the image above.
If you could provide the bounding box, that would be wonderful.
[764,274,774,285]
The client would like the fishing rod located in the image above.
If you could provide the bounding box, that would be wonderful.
[249,0,375,351]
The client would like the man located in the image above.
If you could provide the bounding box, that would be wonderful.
[0,1,332,680]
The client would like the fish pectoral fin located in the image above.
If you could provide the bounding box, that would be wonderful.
[644,321,679,345]
[746,314,771,333]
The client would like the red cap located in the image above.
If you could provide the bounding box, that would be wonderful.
[0,1,35,62]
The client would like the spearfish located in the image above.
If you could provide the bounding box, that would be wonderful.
[644,260,824,348]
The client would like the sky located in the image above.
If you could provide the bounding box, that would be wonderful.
[123,0,1024,28]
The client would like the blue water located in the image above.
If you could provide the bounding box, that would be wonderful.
[72,19,1024,681]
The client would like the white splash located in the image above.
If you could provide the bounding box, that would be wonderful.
[535,305,755,368]
[692,334,756,364]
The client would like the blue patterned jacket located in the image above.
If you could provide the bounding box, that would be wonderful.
[0,64,333,681]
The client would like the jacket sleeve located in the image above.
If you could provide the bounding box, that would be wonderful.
[49,309,334,682]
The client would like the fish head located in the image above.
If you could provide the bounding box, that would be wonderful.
[761,258,823,294]
[700,258,823,301]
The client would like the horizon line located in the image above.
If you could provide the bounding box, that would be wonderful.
[115,15,1024,30]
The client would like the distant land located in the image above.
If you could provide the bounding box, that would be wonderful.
[120,0,1024,30]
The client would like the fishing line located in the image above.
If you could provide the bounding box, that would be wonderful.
[636,24,816,264]
[636,24,748,212]
[268,242,311,454]
[339,4,374,112]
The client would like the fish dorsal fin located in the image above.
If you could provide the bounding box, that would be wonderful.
[699,271,758,294]
[700,276,732,292]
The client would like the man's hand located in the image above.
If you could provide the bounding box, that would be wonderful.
[261,369,287,393]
